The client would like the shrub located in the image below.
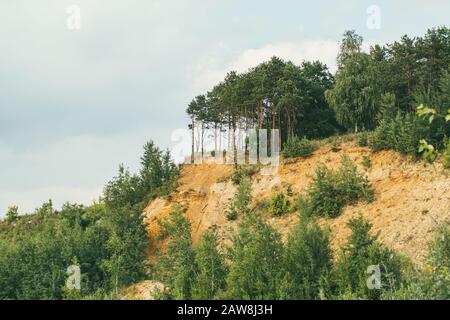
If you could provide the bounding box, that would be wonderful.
[382,224,450,300]
[226,217,283,299]
[282,137,317,158]
[226,177,252,220]
[334,217,403,300]
[369,113,428,157]
[443,140,450,169]
[269,192,291,217]
[357,132,370,147]
[226,210,238,221]
[278,219,333,300]
[4,206,19,223]
[154,207,197,299]
[330,138,341,152]
[231,165,259,185]
[191,232,228,300]
[362,155,372,169]
[303,155,374,218]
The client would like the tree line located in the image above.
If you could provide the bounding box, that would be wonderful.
[0,141,178,299]
[187,27,450,163]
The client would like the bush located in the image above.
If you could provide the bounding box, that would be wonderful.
[226,217,283,299]
[154,207,197,299]
[443,140,450,169]
[231,165,259,185]
[334,217,403,300]
[302,155,374,218]
[369,113,428,156]
[278,219,333,300]
[357,132,370,147]
[192,232,227,300]
[226,210,238,221]
[382,224,449,300]
[282,137,317,158]
[226,178,252,220]
[269,192,291,217]
[362,155,372,169]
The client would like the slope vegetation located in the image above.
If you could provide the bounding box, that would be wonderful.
[143,141,450,265]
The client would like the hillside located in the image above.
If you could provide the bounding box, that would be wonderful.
[142,140,450,266]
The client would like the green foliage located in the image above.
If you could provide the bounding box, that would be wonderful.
[418,139,437,162]
[330,139,341,152]
[334,217,403,300]
[415,103,450,163]
[231,165,259,185]
[4,206,19,223]
[103,165,142,209]
[443,140,450,169]
[302,155,374,218]
[192,232,227,300]
[140,141,178,198]
[377,92,397,123]
[104,141,178,210]
[226,217,283,299]
[0,202,115,299]
[278,219,333,300]
[369,113,428,156]
[282,137,317,158]
[362,155,372,169]
[154,207,197,300]
[101,205,148,294]
[0,140,177,300]
[357,132,370,147]
[382,225,449,300]
[326,48,381,132]
[269,192,290,217]
[226,177,252,221]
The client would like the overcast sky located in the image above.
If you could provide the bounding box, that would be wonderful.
[0,0,449,216]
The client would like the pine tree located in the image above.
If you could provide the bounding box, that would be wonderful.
[192,232,227,299]
[155,207,197,300]
[226,216,283,299]
[279,219,333,299]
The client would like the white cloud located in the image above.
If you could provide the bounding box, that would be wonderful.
[0,127,175,216]
[0,186,103,217]
[191,39,340,94]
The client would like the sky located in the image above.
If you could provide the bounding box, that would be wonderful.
[0,0,449,216]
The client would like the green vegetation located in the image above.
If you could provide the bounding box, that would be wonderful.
[282,137,317,158]
[443,140,450,169]
[4,206,18,224]
[231,165,260,185]
[226,177,252,221]
[2,26,450,300]
[300,155,374,218]
[186,27,450,165]
[369,113,428,156]
[154,206,197,299]
[0,141,178,300]
[334,217,403,300]
[362,155,372,170]
[151,205,449,300]
[226,216,283,299]
[382,225,450,300]
[279,218,333,299]
[269,191,291,217]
